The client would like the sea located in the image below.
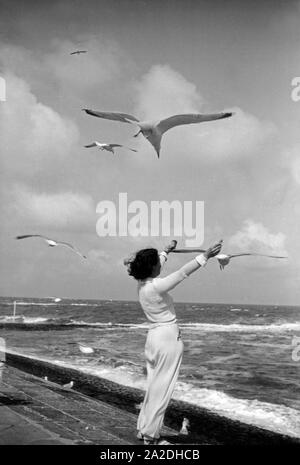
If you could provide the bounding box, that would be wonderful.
[0,296,299,438]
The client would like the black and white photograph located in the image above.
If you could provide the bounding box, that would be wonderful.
[0,0,299,455]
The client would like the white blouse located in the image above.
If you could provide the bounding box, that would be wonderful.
[138,252,207,326]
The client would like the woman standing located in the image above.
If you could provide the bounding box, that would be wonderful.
[125,239,222,444]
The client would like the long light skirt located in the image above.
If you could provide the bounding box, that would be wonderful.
[137,323,184,439]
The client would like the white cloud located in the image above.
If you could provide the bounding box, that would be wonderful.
[134,64,203,120]
[229,219,287,256]
[291,157,300,184]
[87,249,110,262]
[283,144,300,184]
[44,36,122,91]
[198,107,275,161]
[0,44,38,80]
[0,73,79,179]
[12,185,95,231]
[0,36,123,97]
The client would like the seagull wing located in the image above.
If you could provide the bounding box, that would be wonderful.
[15,234,53,242]
[82,109,139,124]
[108,144,137,152]
[230,253,288,259]
[70,50,87,55]
[157,112,233,134]
[57,241,87,259]
[172,248,206,253]
[84,142,98,148]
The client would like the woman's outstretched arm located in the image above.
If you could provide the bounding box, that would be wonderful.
[153,240,222,294]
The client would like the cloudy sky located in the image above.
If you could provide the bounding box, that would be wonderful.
[0,0,299,304]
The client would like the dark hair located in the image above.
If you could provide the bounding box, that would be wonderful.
[127,248,159,280]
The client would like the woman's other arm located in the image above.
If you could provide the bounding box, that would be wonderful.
[159,240,178,270]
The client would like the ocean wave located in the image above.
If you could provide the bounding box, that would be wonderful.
[4,301,102,307]
[173,383,300,438]
[67,320,300,333]
[68,320,149,329]
[23,317,50,323]
[69,303,99,307]
[179,322,300,333]
[0,318,148,329]
[229,308,249,312]
[5,318,299,333]
[53,357,300,439]
[7,302,61,306]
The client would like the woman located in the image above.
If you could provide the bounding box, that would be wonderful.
[125,239,222,444]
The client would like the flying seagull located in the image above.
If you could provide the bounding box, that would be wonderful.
[70,50,87,55]
[84,141,137,154]
[82,109,234,157]
[216,253,288,270]
[15,235,87,259]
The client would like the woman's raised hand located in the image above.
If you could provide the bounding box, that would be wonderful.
[204,240,223,259]
[163,240,178,254]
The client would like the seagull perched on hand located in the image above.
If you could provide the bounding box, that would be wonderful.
[70,50,87,55]
[84,141,137,154]
[82,109,234,158]
[216,253,287,270]
[15,235,87,259]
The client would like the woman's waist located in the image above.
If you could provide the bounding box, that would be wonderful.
[147,318,178,330]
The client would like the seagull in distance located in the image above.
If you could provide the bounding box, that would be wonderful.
[82,109,234,157]
[78,344,94,354]
[70,50,87,55]
[84,141,137,154]
[15,235,87,259]
[216,253,288,270]
[48,297,62,303]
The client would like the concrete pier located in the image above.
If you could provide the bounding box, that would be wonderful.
[1,352,299,445]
